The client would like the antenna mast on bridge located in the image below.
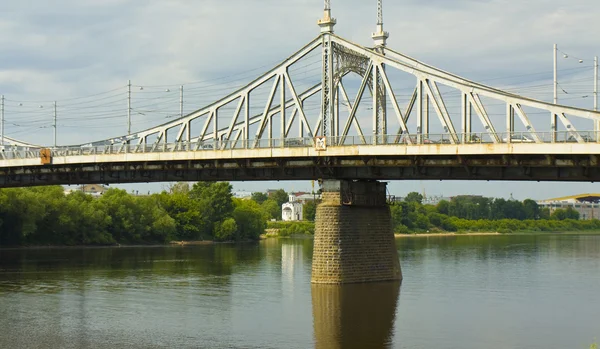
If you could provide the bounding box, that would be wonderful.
[372,0,389,48]
[319,0,336,138]
[318,0,336,33]
[371,0,390,144]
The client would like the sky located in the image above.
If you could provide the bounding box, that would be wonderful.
[0,0,599,200]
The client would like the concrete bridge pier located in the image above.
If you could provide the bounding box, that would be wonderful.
[311,180,402,284]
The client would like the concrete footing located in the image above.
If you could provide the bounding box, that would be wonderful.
[311,180,402,284]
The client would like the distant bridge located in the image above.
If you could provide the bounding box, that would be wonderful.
[1,1,599,188]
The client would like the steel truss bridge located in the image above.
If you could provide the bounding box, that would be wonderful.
[1,2,600,188]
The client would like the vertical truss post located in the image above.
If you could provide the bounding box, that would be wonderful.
[552,44,558,143]
[466,99,472,137]
[268,111,273,148]
[461,93,467,144]
[379,64,387,144]
[280,73,286,147]
[506,104,514,143]
[299,94,305,139]
[186,121,191,143]
[372,64,379,145]
[321,34,334,139]
[245,92,250,149]
[214,109,219,146]
[417,80,423,144]
[594,56,598,140]
[334,85,340,144]
[423,94,429,139]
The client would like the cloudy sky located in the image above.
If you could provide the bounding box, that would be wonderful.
[0,0,599,199]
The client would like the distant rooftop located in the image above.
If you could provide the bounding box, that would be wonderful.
[538,194,600,204]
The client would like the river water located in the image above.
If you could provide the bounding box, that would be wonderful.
[0,234,599,349]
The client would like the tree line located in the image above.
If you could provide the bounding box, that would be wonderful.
[392,193,593,234]
[0,183,270,247]
[1,185,596,246]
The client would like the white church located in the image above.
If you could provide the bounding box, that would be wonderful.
[282,195,304,221]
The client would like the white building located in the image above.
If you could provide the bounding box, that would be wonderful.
[64,184,108,197]
[282,195,304,221]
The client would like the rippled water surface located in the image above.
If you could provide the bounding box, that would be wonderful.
[1,234,599,349]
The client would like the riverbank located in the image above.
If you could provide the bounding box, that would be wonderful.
[169,240,214,246]
[260,229,600,239]
[395,232,501,238]
[395,230,600,237]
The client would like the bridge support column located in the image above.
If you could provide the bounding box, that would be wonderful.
[311,180,402,284]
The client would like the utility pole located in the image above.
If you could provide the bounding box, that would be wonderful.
[1,95,4,147]
[595,56,598,139]
[595,56,598,112]
[180,85,184,118]
[53,101,57,148]
[127,80,132,135]
[553,44,558,105]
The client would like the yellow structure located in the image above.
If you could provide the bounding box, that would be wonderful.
[537,194,600,220]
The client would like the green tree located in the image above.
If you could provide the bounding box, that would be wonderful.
[251,192,268,204]
[97,189,175,244]
[0,188,45,245]
[405,192,424,204]
[169,182,190,194]
[261,199,280,221]
[523,199,540,220]
[232,199,266,241]
[156,191,206,240]
[214,218,238,242]
[437,200,450,215]
[190,182,234,223]
[303,201,317,221]
[270,189,289,208]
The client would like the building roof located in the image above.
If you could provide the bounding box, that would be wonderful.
[538,193,600,203]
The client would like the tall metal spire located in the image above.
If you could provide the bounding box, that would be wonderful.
[318,0,336,33]
[372,0,389,47]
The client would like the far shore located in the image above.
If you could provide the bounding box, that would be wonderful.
[395,232,501,238]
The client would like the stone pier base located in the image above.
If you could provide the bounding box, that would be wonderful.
[311,180,402,284]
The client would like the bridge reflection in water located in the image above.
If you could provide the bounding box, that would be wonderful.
[312,282,400,349]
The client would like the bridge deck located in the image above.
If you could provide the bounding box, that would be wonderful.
[1,142,599,187]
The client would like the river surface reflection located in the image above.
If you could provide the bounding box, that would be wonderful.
[0,234,599,348]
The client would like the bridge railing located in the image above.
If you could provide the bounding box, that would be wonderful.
[0,131,598,161]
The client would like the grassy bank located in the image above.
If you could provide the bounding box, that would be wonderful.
[265,221,315,237]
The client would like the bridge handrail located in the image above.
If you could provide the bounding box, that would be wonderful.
[0,131,598,161]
